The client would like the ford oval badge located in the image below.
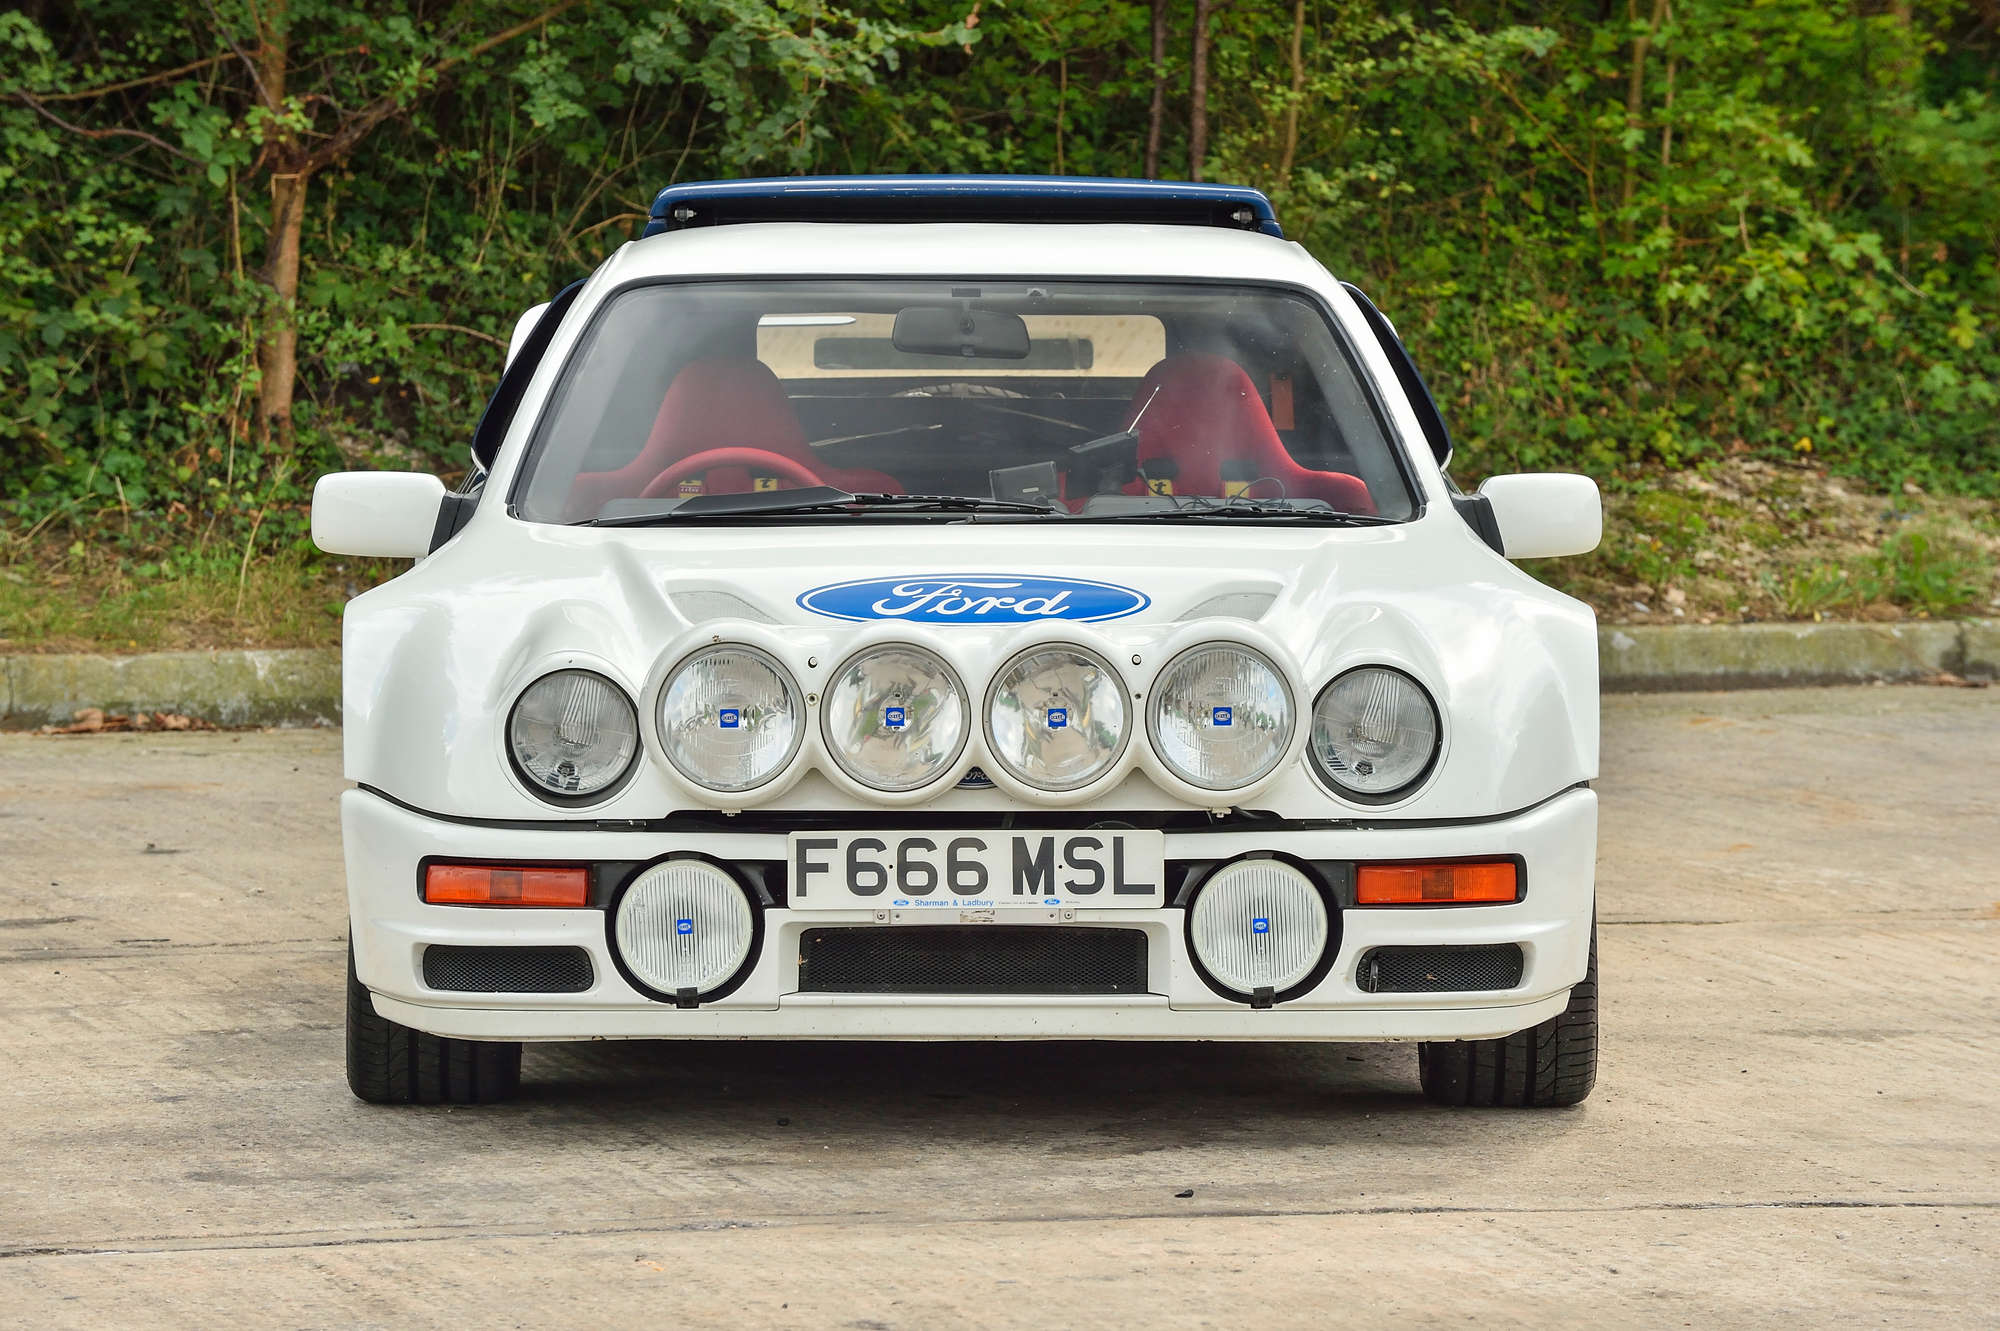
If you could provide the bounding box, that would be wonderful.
[797,574,1150,624]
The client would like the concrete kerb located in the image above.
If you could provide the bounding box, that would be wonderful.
[0,649,341,730]
[1598,620,1994,691]
[1,621,1993,729]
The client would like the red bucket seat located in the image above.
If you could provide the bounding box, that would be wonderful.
[1113,354,1373,512]
[568,358,901,517]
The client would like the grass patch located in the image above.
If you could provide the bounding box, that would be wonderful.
[1765,563,1863,619]
[1757,529,1993,620]
[1535,458,2000,625]
[1867,528,1994,617]
[0,541,390,654]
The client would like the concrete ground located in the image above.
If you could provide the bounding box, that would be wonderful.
[1,687,1995,1329]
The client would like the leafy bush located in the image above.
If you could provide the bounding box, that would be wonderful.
[0,0,1994,569]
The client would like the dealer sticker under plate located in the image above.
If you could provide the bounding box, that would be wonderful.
[787,831,1165,910]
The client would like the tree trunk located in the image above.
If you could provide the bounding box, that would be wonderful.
[239,0,577,447]
[1054,54,1067,174]
[1277,0,1306,182]
[252,0,298,449]
[1144,0,1168,178]
[1618,0,1668,242]
[257,169,306,451]
[1189,0,1214,181]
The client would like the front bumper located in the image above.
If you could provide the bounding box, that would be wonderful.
[344,787,1596,1042]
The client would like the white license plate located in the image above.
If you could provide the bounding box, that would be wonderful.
[786,831,1165,910]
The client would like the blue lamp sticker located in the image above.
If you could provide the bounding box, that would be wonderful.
[1251,917,1270,935]
[718,707,741,729]
[1047,707,1068,729]
[675,918,694,936]
[884,706,907,729]
[1212,706,1233,726]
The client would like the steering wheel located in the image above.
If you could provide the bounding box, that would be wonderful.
[638,447,826,500]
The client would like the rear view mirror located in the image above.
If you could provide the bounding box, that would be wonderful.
[311,472,447,558]
[1476,473,1602,559]
[892,306,1031,359]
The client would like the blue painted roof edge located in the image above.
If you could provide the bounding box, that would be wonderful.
[641,175,1284,239]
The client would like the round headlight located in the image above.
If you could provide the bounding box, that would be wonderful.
[986,645,1130,791]
[822,645,967,791]
[657,645,802,793]
[613,858,756,999]
[1148,644,1293,791]
[1309,666,1440,800]
[507,670,639,801]
[1188,858,1330,999]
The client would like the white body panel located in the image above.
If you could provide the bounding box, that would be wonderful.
[348,785,1595,1040]
[330,219,1601,1045]
[344,516,1597,821]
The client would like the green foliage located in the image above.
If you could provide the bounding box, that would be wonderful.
[1624,491,1709,588]
[1868,526,1994,615]
[0,0,1995,576]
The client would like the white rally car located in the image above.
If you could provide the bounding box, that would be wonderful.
[313,176,1604,1108]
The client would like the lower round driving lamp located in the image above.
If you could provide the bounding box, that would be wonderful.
[1187,858,1330,1002]
[613,858,757,1000]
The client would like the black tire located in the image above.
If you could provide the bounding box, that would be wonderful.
[1418,921,1597,1108]
[346,941,522,1105]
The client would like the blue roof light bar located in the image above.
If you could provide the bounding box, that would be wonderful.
[643,175,1284,239]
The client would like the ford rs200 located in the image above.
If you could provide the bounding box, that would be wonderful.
[313,176,1605,1108]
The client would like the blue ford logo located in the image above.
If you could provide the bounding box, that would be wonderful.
[798,574,1149,624]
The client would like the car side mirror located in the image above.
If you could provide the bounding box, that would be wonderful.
[311,472,447,558]
[1476,473,1602,559]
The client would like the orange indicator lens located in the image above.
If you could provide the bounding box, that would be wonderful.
[424,864,590,907]
[1355,861,1518,906]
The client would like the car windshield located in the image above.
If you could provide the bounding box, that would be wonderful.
[512,279,1416,525]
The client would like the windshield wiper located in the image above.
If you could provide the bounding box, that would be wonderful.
[584,486,855,525]
[846,492,1060,514]
[1104,500,1396,525]
[583,488,1059,526]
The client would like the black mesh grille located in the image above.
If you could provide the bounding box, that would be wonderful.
[1355,944,1524,994]
[422,945,594,993]
[797,926,1149,995]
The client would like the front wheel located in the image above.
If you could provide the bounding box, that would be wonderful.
[346,940,522,1105]
[1418,921,1598,1108]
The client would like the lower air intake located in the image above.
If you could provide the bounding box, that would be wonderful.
[797,926,1148,995]
[422,945,594,993]
[1355,944,1524,994]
